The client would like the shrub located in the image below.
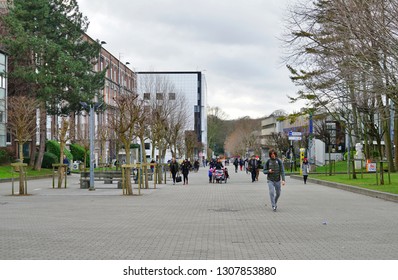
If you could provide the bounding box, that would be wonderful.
[41,152,58,168]
[46,140,73,163]
[70,143,89,167]
[70,143,86,162]
[0,148,12,164]
[46,140,60,161]
[344,150,355,161]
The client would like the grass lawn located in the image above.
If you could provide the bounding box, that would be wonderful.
[312,173,398,194]
[310,160,398,194]
[0,165,53,179]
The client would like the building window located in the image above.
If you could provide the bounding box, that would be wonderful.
[0,111,3,123]
[6,129,11,143]
[169,92,176,100]
[156,93,163,100]
[144,143,150,150]
[0,75,4,89]
[143,93,151,100]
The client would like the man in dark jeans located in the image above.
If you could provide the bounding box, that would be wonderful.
[248,155,258,182]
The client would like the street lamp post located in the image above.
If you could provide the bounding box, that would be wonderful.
[98,41,106,163]
[80,102,103,191]
[89,104,95,190]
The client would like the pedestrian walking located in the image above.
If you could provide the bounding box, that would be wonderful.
[263,149,286,212]
[233,157,239,173]
[181,159,192,185]
[239,158,244,171]
[208,167,215,183]
[302,158,310,184]
[256,159,262,181]
[169,157,179,185]
[248,155,258,182]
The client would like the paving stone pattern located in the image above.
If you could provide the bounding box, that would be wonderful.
[0,167,397,260]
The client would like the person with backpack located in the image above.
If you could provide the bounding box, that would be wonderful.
[263,149,286,212]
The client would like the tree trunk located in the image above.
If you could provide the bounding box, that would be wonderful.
[70,112,76,142]
[29,132,36,167]
[123,139,133,195]
[58,142,65,189]
[18,142,25,195]
[140,135,149,189]
[379,97,394,172]
[395,113,398,170]
[34,102,46,171]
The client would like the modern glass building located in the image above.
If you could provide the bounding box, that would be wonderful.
[137,71,207,160]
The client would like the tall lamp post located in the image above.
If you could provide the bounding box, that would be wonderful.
[80,102,103,190]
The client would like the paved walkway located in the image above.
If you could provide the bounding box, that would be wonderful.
[0,167,397,260]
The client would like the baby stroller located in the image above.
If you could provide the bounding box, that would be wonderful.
[213,168,227,183]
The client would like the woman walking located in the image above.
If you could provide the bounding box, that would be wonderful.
[169,157,179,185]
[302,158,310,184]
[181,159,192,185]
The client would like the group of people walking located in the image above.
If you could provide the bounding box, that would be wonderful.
[169,157,192,185]
[169,150,310,212]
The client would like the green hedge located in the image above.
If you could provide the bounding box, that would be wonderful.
[42,152,58,168]
[70,143,86,162]
[70,143,89,167]
[46,140,73,162]
[0,149,12,164]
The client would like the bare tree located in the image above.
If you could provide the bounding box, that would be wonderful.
[184,130,197,161]
[223,117,261,158]
[108,94,142,195]
[267,132,290,155]
[165,94,190,159]
[7,95,38,194]
[57,117,69,188]
[283,0,398,176]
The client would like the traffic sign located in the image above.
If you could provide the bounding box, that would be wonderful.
[289,131,302,136]
[288,136,302,141]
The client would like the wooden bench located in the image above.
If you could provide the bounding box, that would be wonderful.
[80,171,137,189]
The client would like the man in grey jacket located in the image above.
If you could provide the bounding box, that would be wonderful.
[263,149,286,211]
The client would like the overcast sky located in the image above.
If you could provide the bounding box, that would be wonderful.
[77,0,304,120]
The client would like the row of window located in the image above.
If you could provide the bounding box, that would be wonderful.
[100,56,133,90]
[143,92,176,100]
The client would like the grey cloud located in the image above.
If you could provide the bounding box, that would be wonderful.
[77,0,300,118]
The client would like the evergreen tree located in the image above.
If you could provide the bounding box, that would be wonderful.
[1,0,105,169]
